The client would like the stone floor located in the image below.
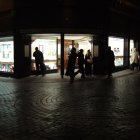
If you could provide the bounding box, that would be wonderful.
[0,69,140,140]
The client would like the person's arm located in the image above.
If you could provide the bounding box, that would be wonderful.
[113,52,115,61]
[33,52,35,57]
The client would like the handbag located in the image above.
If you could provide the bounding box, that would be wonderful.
[87,57,93,64]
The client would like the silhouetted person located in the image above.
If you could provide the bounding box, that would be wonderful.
[65,47,77,83]
[106,46,115,78]
[74,49,85,78]
[33,47,45,75]
[85,49,92,76]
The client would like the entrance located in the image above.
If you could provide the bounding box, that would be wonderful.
[31,34,60,74]
[64,34,93,70]
[30,34,93,75]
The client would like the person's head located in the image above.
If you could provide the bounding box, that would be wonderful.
[87,49,91,54]
[79,49,83,53]
[108,46,111,50]
[35,47,38,51]
[71,47,76,53]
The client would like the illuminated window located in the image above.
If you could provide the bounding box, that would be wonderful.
[31,39,57,70]
[0,40,14,72]
[109,37,124,66]
[130,40,134,64]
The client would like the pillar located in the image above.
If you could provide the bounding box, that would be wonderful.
[14,30,31,78]
[93,34,108,74]
[61,33,64,78]
[124,38,130,67]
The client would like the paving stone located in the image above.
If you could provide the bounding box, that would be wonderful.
[0,70,140,140]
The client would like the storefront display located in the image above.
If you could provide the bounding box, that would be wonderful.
[130,40,134,64]
[109,37,124,66]
[31,39,57,70]
[64,37,92,69]
[31,34,93,73]
[0,41,14,72]
[78,40,92,55]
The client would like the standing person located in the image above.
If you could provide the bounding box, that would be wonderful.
[74,49,85,79]
[106,46,115,78]
[65,47,77,83]
[33,47,45,75]
[130,48,139,70]
[85,49,93,76]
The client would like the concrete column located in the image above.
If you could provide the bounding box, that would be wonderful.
[61,33,64,78]
[14,30,31,78]
[14,29,24,78]
[93,34,108,74]
[124,38,129,67]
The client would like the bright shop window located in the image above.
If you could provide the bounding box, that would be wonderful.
[109,37,124,66]
[78,40,92,55]
[31,39,57,70]
[130,40,134,64]
[0,41,14,72]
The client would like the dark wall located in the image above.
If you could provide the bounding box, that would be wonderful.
[0,10,13,32]
[14,30,31,78]
[13,0,140,38]
[0,0,139,38]
[14,1,111,30]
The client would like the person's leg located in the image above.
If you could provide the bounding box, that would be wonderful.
[74,70,79,76]
[74,67,80,77]
[35,62,40,75]
[107,66,112,78]
[40,63,46,76]
[80,65,85,78]
[70,69,75,83]
[136,63,139,70]
[131,63,134,70]
[70,75,74,83]
[89,64,92,76]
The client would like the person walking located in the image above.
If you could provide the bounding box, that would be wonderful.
[74,49,85,79]
[106,46,115,78]
[85,49,93,76]
[65,47,77,83]
[33,47,45,75]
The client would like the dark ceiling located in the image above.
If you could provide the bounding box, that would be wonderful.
[0,0,139,37]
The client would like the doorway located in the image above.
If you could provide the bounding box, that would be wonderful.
[64,34,93,70]
[30,33,93,75]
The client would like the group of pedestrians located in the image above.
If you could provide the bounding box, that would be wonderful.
[31,46,140,82]
[33,46,115,81]
[65,48,87,83]
[65,46,115,83]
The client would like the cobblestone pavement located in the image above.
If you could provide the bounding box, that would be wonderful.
[0,70,140,140]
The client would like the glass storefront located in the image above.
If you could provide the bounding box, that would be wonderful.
[78,40,92,55]
[109,37,124,66]
[64,34,93,69]
[31,37,59,71]
[0,37,14,73]
[130,39,134,64]
[0,34,136,76]
[31,34,93,73]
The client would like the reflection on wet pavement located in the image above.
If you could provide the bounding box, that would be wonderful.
[0,71,140,140]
